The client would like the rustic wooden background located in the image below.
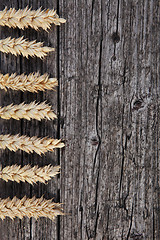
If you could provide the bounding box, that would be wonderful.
[0,0,159,239]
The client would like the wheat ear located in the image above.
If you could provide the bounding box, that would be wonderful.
[0,196,64,220]
[0,72,58,92]
[0,101,56,121]
[0,7,66,31]
[0,164,60,184]
[0,134,64,155]
[0,37,54,58]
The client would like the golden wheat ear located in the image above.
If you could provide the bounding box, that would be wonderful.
[0,134,65,155]
[0,196,64,220]
[0,164,60,184]
[0,7,66,31]
[0,101,56,120]
[0,37,54,58]
[0,72,58,92]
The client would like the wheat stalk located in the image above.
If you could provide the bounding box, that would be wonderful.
[0,7,66,31]
[0,134,64,155]
[0,101,56,121]
[0,72,58,92]
[0,196,64,220]
[0,37,54,58]
[0,164,60,184]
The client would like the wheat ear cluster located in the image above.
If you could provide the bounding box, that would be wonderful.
[0,134,64,155]
[0,7,66,30]
[0,196,63,220]
[0,37,54,58]
[0,101,56,121]
[0,164,60,184]
[0,72,58,92]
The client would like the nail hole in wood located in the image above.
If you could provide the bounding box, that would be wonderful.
[111,32,120,43]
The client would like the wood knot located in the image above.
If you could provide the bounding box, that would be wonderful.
[130,232,143,240]
[90,137,99,146]
[133,99,144,111]
[112,55,116,61]
[111,32,120,43]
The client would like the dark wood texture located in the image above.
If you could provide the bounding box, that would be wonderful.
[0,0,159,239]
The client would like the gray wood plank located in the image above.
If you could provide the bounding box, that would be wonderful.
[0,0,159,239]
[0,0,60,239]
[0,2,27,240]
[59,0,160,239]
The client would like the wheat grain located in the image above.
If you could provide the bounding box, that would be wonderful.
[0,72,58,92]
[0,134,64,155]
[0,101,56,120]
[0,164,60,184]
[0,37,54,58]
[0,196,64,220]
[0,7,66,31]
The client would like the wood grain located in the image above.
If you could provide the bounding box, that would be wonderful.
[59,0,160,239]
[0,0,59,239]
[0,0,159,239]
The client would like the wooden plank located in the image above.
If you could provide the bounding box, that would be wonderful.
[59,0,160,239]
[0,1,27,239]
[0,0,159,239]
[0,0,60,239]
[19,0,59,238]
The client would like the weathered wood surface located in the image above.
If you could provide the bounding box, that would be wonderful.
[0,0,159,239]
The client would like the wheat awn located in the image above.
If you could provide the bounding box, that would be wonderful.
[0,72,58,92]
[0,196,64,220]
[0,37,54,58]
[0,7,66,31]
[0,134,64,155]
